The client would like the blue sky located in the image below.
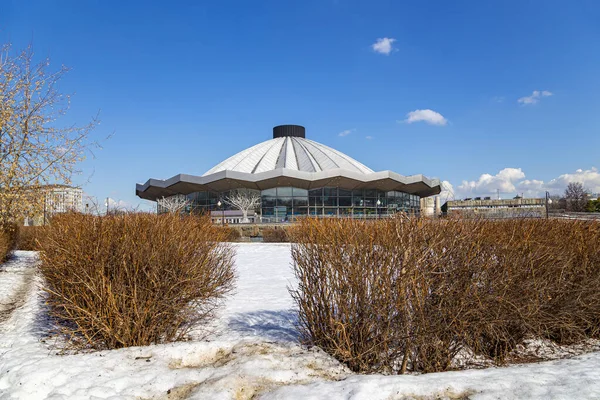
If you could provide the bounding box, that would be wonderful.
[2,0,599,208]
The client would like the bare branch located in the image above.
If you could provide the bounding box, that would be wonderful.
[157,195,190,214]
[0,43,100,225]
[224,189,260,223]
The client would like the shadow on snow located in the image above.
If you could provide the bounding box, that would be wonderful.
[227,309,299,342]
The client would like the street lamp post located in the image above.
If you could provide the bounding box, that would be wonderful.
[43,195,47,226]
[545,191,553,219]
[217,200,224,226]
[376,199,381,219]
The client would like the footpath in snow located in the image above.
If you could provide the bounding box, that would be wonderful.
[1,244,600,399]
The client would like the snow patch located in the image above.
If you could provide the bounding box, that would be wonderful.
[1,245,600,399]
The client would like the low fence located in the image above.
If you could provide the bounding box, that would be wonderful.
[549,211,600,221]
[257,213,406,224]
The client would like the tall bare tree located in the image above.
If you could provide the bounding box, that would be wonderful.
[224,189,260,223]
[564,182,588,212]
[0,44,98,226]
[157,195,190,214]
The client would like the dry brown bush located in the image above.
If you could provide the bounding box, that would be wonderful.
[216,226,242,242]
[289,217,600,374]
[38,212,236,350]
[0,223,19,262]
[262,227,289,242]
[16,226,47,251]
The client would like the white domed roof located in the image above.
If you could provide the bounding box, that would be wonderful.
[203,136,374,176]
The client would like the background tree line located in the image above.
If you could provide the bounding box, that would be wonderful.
[548,182,599,213]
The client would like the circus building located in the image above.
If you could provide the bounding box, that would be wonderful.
[136,125,441,222]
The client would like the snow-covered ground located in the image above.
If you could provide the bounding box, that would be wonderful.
[1,244,600,399]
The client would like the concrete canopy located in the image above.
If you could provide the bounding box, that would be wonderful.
[136,168,441,201]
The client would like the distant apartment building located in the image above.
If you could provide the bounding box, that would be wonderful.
[23,185,83,226]
[442,197,546,218]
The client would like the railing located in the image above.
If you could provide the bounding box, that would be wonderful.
[548,211,600,221]
[233,213,413,224]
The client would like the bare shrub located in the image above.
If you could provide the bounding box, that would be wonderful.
[38,213,236,350]
[262,227,289,243]
[217,226,242,242]
[16,226,47,251]
[0,222,19,261]
[289,217,600,374]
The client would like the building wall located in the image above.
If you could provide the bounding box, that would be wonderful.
[24,186,83,226]
[420,196,442,217]
[445,198,546,219]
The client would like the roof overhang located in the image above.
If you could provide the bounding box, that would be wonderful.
[136,168,441,201]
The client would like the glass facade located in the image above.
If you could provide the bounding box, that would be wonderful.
[162,187,421,221]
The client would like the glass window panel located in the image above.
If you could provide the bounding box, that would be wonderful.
[277,187,293,197]
[292,188,308,197]
[323,196,337,206]
[339,207,352,216]
[353,208,365,216]
[352,197,364,207]
[309,188,323,197]
[364,189,377,198]
[277,197,293,207]
[262,207,274,216]
[309,207,321,216]
[376,198,387,207]
[294,197,308,207]
[338,197,352,207]
[262,197,276,207]
[323,187,338,196]
[352,189,364,197]
[338,188,352,196]
[293,207,308,215]
[262,188,277,196]
[310,197,323,206]
[324,208,337,216]
[274,206,288,220]
[364,198,376,207]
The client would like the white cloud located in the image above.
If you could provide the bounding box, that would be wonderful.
[372,37,396,55]
[404,109,448,126]
[516,179,546,198]
[338,129,355,137]
[545,167,600,194]
[518,90,553,105]
[106,197,130,210]
[456,168,525,198]
[365,136,373,140]
[439,180,455,202]
[449,167,600,199]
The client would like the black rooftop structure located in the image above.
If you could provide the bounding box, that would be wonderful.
[273,124,305,139]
